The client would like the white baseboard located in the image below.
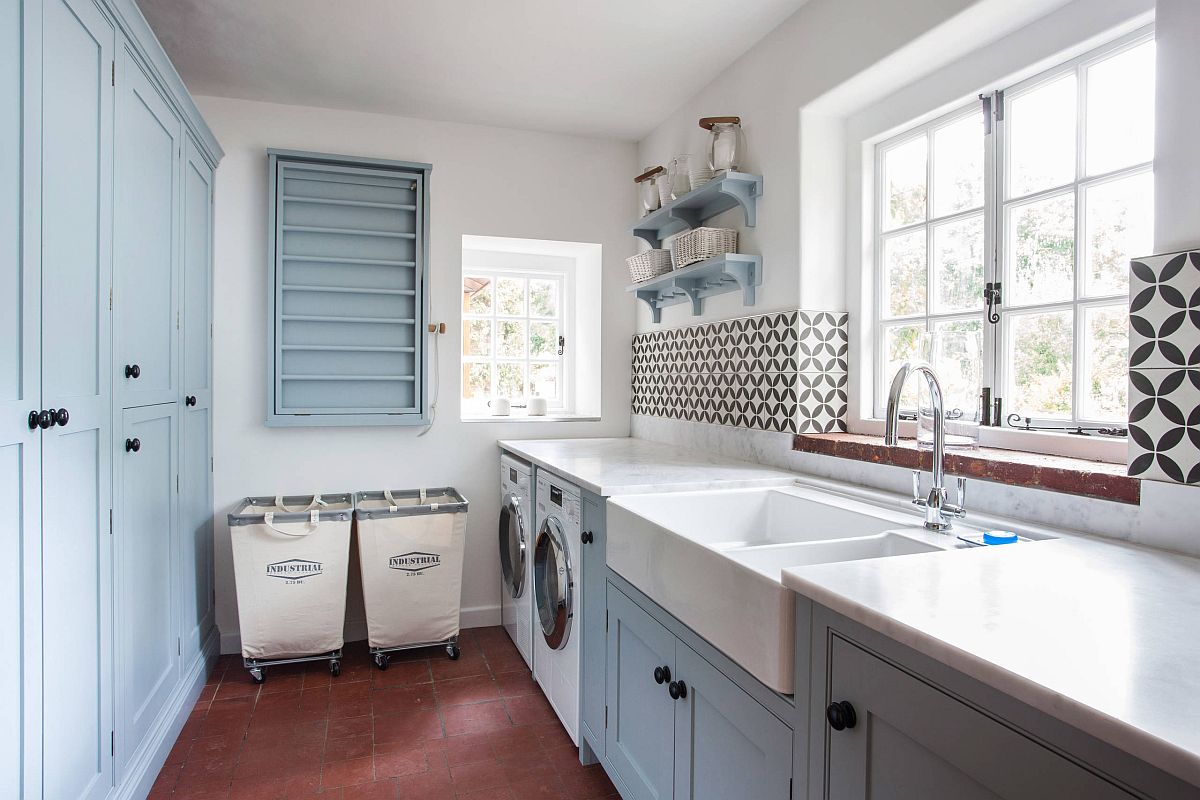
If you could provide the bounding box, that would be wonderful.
[219,603,502,654]
[112,625,219,800]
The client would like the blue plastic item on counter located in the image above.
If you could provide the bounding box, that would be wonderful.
[983,530,1020,545]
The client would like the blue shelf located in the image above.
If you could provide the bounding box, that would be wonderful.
[631,172,763,249]
[627,254,762,324]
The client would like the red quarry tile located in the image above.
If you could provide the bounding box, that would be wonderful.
[164,734,193,766]
[233,742,324,778]
[393,759,453,797]
[322,755,376,789]
[508,773,568,799]
[430,650,489,681]
[372,741,430,778]
[441,700,512,737]
[456,788,516,800]
[340,778,401,799]
[492,670,538,698]
[258,669,305,695]
[371,658,432,687]
[425,731,494,767]
[325,733,374,762]
[328,714,373,739]
[214,670,262,701]
[371,684,437,715]
[229,763,322,799]
[504,693,558,727]
[373,709,444,745]
[448,759,508,793]
[434,675,502,707]
[558,764,619,798]
[148,763,181,797]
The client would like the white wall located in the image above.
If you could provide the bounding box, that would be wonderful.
[199,96,637,652]
[1153,0,1200,254]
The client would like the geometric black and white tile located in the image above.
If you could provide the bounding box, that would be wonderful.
[1127,251,1200,485]
[1129,250,1200,369]
[631,309,849,434]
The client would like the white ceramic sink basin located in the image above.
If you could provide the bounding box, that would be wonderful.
[606,484,968,694]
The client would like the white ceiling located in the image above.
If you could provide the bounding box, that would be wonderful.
[137,0,808,140]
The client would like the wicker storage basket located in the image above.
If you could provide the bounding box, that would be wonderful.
[671,227,738,268]
[627,249,673,283]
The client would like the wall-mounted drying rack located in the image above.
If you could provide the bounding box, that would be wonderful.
[631,172,763,248]
[627,254,762,324]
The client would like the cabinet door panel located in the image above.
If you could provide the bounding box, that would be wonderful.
[825,636,1136,799]
[114,48,179,408]
[40,0,116,797]
[579,493,606,754]
[179,136,213,661]
[117,404,179,769]
[674,642,792,800]
[605,585,676,800]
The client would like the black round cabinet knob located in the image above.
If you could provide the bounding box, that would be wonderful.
[826,701,857,731]
[668,680,688,700]
[125,438,141,453]
[581,530,593,544]
[125,364,141,379]
[28,410,40,430]
[653,665,671,685]
[52,408,69,427]
[36,410,51,430]
[185,395,197,407]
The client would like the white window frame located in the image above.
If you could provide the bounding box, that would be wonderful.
[868,28,1154,459]
[461,267,574,415]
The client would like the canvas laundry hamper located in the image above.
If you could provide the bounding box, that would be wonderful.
[228,494,354,677]
[354,488,468,666]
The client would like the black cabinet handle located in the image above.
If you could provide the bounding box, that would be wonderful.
[668,680,688,700]
[125,438,141,453]
[653,665,671,685]
[35,410,51,430]
[51,408,68,427]
[28,411,42,430]
[581,530,593,544]
[185,395,197,407]
[124,364,140,379]
[826,701,857,731]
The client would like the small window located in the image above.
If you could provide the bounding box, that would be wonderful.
[266,149,431,426]
[871,33,1154,434]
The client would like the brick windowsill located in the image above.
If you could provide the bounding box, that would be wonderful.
[792,432,1139,505]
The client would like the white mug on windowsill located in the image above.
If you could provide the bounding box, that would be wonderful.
[491,398,510,416]
[527,397,548,416]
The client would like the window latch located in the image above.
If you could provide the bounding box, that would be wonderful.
[984,282,1001,324]
[557,335,565,356]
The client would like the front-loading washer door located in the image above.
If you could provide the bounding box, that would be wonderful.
[499,494,526,598]
[534,516,573,650]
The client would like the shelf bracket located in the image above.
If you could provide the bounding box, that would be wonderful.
[720,177,759,228]
[634,289,663,324]
[677,281,704,316]
[632,227,661,249]
[723,259,758,306]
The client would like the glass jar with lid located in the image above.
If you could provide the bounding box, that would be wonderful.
[700,116,745,172]
[635,165,664,215]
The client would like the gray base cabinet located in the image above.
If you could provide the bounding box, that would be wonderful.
[579,491,608,757]
[605,583,794,800]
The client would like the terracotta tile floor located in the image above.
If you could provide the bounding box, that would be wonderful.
[150,627,618,799]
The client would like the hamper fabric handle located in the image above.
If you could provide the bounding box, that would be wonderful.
[274,494,325,513]
[261,510,321,537]
[383,488,438,512]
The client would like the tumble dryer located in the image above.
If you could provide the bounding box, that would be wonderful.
[499,455,534,669]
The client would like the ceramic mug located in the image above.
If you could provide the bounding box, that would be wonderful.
[492,398,510,416]
[528,397,548,416]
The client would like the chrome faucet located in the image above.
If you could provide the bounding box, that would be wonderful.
[883,361,967,532]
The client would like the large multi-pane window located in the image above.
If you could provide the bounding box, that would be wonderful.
[873,32,1155,431]
[461,270,569,413]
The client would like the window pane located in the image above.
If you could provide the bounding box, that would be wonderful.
[1006,193,1075,306]
[1008,309,1073,418]
[1082,304,1128,422]
[933,114,984,217]
[932,214,984,314]
[529,279,559,317]
[529,321,559,358]
[497,320,526,357]
[463,319,491,356]
[883,136,927,230]
[883,229,926,317]
[929,319,983,418]
[462,362,491,403]
[1083,172,1153,297]
[462,276,492,315]
[496,362,525,399]
[882,323,924,409]
[1008,74,1076,198]
[530,362,560,401]
[1086,41,1155,176]
[495,277,526,316]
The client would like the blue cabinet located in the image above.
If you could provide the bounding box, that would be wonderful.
[580,490,607,758]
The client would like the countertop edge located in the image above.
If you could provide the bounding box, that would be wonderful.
[783,572,1200,790]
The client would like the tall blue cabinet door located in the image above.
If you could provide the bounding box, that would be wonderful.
[178,134,214,664]
[579,492,607,756]
[113,44,180,409]
[605,585,677,800]
[39,0,116,797]
[1,2,39,796]
[116,403,179,772]
[673,642,793,800]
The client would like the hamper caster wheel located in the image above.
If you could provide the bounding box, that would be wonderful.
[373,653,390,671]
[446,644,460,661]
[249,667,265,684]
[329,660,341,677]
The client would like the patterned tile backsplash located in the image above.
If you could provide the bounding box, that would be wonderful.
[631,309,847,434]
[1128,250,1200,485]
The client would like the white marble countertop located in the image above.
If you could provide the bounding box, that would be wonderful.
[783,536,1200,788]
[497,437,795,496]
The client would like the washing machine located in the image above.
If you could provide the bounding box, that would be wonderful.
[499,455,534,670]
[532,471,582,743]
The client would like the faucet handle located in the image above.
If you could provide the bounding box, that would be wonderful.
[911,470,922,503]
[945,476,968,518]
